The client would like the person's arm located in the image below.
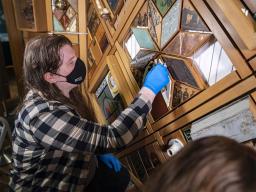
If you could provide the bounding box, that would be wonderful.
[30,64,169,153]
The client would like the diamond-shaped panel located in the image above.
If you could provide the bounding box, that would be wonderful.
[181,0,209,32]
[52,0,78,32]
[148,0,162,47]
[163,32,211,57]
[161,0,182,48]
[153,0,176,16]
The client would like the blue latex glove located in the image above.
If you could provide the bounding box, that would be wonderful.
[98,154,121,172]
[143,64,170,94]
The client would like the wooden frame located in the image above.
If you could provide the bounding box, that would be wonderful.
[159,75,256,136]
[92,0,140,43]
[249,56,256,70]
[191,0,252,79]
[116,134,166,190]
[204,0,256,60]
[12,0,47,32]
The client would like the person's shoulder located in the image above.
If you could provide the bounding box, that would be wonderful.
[18,90,51,121]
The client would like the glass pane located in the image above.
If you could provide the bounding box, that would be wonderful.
[192,41,234,86]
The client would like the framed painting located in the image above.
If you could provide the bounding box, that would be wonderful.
[181,0,209,32]
[172,81,200,108]
[87,7,100,36]
[133,1,148,27]
[95,71,124,124]
[163,56,198,88]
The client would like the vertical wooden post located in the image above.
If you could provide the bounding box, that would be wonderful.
[2,0,25,97]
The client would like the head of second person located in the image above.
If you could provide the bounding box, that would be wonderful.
[144,136,256,192]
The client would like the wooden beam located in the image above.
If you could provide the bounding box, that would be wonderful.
[191,0,252,79]
[2,0,25,97]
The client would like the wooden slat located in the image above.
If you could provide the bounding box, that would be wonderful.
[191,0,252,79]
[153,72,240,131]
[117,0,145,43]
[116,134,157,158]
[45,0,52,32]
[249,56,256,71]
[112,0,141,41]
[2,0,25,96]
[107,55,134,104]
[159,75,256,136]
[205,0,256,59]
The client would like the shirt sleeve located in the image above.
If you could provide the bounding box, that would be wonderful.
[29,90,153,153]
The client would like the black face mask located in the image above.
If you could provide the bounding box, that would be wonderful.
[55,57,86,84]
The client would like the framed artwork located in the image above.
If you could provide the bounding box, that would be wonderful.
[52,0,78,32]
[161,0,182,48]
[181,0,209,32]
[182,126,192,142]
[106,71,118,98]
[164,57,198,88]
[133,1,148,27]
[87,7,100,36]
[172,81,199,108]
[164,32,212,57]
[99,34,109,54]
[95,71,124,124]
[153,0,176,16]
[124,31,157,69]
[87,49,96,67]
[148,0,162,46]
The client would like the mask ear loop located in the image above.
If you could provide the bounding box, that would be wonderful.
[50,72,68,83]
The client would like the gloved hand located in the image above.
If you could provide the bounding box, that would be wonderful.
[98,153,121,172]
[143,64,170,94]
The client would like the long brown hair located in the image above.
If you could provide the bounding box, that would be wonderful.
[22,34,96,121]
[144,136,256,192]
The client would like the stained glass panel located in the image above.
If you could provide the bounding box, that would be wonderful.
[148,0,162,46]
[153,0,176,16]
[164,57,198,88]
[161,0,182,48]
[181,0,209,32]
[164,32,211,57]
[52,0,78,32]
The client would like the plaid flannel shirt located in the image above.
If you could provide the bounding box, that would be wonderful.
[9,89,152,191]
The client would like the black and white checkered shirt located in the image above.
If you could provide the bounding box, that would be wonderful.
[9,89,152,191]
